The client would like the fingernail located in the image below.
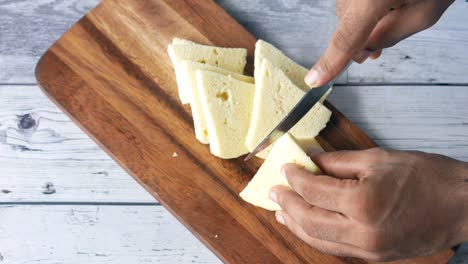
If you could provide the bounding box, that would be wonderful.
[305,69,319,87]
[275,211,285,225]
[269,190,278,203]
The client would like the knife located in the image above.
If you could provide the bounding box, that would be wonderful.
[244,63,351,161]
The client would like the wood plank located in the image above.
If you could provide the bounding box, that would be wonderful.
[1,0,467,84]
[0,205,220,264]
[0,205,455,264]
[2,85,467,204]
[217,0,468,84]
[347,0,468,84]
[329,85,468,161]
[34,0,452,263]
[0,0,100,83]
[0,85,154,203]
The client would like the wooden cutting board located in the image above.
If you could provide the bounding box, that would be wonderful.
[35,0,453,263]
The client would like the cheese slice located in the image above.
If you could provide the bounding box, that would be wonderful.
[172,38,195,45]
[245,59,331,158]
[196,70,255,159]
[240,133,323,211]
[167,39,247,104]
[181,60,254,144]
[255,40,310,92]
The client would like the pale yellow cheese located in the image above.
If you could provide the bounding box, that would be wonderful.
[196,70,255,159]
[240,133,323,211]
[245,59,331,158]
[167,39,247,104]
[181,60,254,144]
[255,40,310,92]
[172,38,195,45]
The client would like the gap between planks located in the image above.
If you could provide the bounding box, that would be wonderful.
[3,83,468,87]
[0,201,160,206]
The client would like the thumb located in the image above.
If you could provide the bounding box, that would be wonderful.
[305,2,386,88]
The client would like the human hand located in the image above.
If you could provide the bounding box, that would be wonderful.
[305,0,455,88]
[269,148,468,261]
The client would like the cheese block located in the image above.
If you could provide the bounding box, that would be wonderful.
[255,40,310,92]
[240,133,323,211]
[181,60,254,144]
[167,39,248,104]
[196,70,255,159]
[245,59,331,158]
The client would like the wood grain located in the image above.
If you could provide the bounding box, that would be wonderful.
[217,0,468,84]
[2,85,468,203]
[34,0,453,263]
[0,0,100,83]
[0,84,154,203]
[2,0,467,84]
[346,0,468,84]
[0,205,220,264]
[329,85,468,160]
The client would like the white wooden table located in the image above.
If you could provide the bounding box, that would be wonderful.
[1,0,467,263]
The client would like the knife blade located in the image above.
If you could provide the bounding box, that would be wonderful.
[244,63,350,161]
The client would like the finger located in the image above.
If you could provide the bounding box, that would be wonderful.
[353,49,373,63]
[311,150,372,179]
[335,0,350,18]
[353,49,382,63]
[305,0,388,87]
[364,0,454,51]
[281,163,354,213]
[270,186,350,243]
[276,211,384,261]
[369,50,382,60]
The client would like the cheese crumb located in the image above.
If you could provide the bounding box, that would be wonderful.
[172,152,178,158]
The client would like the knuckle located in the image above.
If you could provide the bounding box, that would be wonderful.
[275,191,288,206]
[419,14,438,30]
[300,182,315,199]
[302,186,337,209]
[317,55,339,77]
[328,151,353,164]
[372,254,393,262]
[366,147,387,157]
[303,220,336,241]
[332,27,353,54]
[349,188,382,223]
[364,147,392,164]
[361,232,388,252]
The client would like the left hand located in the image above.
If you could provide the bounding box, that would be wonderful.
[269,148,468,261]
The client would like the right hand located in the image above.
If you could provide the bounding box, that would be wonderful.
[270,148,468,261]
[305,0,455,88]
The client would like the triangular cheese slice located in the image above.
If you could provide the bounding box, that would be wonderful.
[255,40,310,92]
[196,70,254,159]
[181,60,254,144]
[240,133,323,211]
[167,39,247,104]
[245,59,331,158]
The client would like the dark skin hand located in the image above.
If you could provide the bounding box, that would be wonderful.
[269,149,468,261]
[304,0,455,87]
[273,0,464,261]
